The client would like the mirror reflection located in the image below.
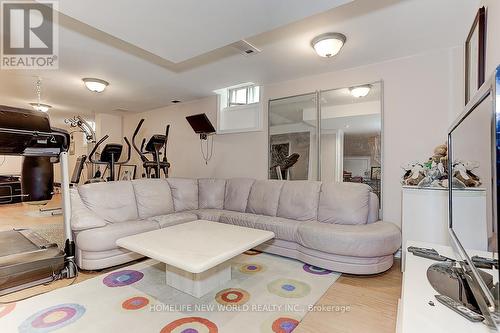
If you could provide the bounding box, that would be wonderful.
[320,82,382,200]
[268,82,382,203]
[269,93,318,180]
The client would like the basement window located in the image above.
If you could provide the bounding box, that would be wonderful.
[228,85,260,106]
[215,82,263,134]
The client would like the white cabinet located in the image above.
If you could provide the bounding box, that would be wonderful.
[401,186,487,270]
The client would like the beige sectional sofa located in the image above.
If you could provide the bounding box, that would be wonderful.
[70,178,401,274]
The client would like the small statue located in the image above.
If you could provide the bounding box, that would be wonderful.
[452,161,481,187]
[401,143,480,188]
[402,163,425,186]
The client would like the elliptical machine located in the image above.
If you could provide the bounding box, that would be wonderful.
[88,135,131,181]
[132,119,170,178]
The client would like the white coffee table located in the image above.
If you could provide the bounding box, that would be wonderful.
[116,220,274,298]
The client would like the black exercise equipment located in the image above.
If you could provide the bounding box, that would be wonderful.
[0,105,76,296]
[270,153,300,180]
[21,156,54,202]
[132,119,170,178]
[70,155,87,185]
[88,135,131,181]
[0,175,22,204]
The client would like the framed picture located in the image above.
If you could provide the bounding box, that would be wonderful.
[371,166,381,180]
[118,164,137,181]
[465,6,486,105]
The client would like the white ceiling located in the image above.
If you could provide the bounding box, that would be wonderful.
[0,0,478,118]
[56,0,353,63]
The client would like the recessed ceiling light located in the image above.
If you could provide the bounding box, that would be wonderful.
[311,33,346,58]
[82,78,109,93]
[29,103,52,112]
[349,85,371,98]
[171,100,181,104]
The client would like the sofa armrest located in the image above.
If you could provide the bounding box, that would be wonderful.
[367,192,379,224]
[70,188,107,231]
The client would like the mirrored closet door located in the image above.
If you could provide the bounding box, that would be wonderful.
[268,81,382,203]
[268,93,318,181]
[320,82,382,201]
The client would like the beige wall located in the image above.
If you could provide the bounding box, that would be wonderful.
[123,48,459,228]
[123,97,219,178]
[482,1,500,75]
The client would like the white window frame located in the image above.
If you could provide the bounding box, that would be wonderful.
[215,83,263,134]
[228,84,260,107]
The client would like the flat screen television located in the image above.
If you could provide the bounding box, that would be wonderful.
[447,66,500,327]
[186,114,216,135]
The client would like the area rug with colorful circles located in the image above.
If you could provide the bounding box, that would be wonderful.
[1,251,340,333]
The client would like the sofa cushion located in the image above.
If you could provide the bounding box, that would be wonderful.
[76,220,159,252]
[78,181,138,223]
[219,211,260,229]
[277,181,321,221]
[254,216,301,242]
[246,180,284,216]
[167,178,198,212]
[224,178,255,212]
[193,209,224,222]
[199,178,226,209]
[70,188,107,231]
[318,182,371,225]
[148,212,198,228]
[297,221,401,257]
[132,179,174,219]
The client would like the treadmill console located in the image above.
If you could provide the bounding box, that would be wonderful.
[0,105,69,156]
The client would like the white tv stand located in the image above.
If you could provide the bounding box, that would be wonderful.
[397,240,496,333]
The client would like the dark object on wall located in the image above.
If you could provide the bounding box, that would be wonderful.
[465,6,486,105]
[21,156,54,202]
[0,175,22,204]
[186,114,216,164]
[186,113,216,140]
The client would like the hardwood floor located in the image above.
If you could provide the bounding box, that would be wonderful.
[296,261,401,333]
[0,196,402,332]
[0,194,62,230]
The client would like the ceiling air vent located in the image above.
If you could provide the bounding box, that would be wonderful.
[231,40,261,56]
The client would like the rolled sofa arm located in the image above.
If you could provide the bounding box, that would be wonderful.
[70,188,107,231]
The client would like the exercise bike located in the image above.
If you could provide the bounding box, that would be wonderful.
[132,119,170,178]
[88,135,131,181]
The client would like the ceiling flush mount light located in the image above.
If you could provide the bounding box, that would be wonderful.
[311,32,346,58]
[349,85,371,98]
[82,78,109,93]
[29,103,52,112]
